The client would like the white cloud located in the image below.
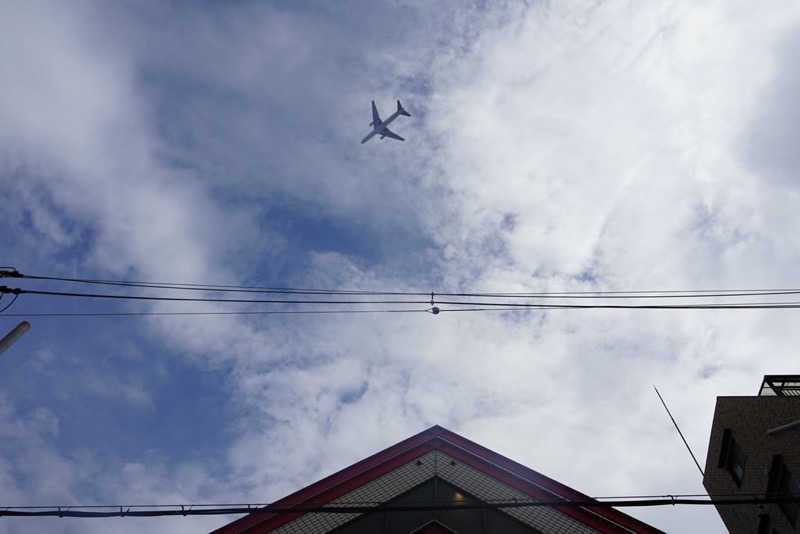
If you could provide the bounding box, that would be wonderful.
[3,1,800,533]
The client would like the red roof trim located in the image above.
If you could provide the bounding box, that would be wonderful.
[212,429,438,534]
[241,442,436,534]
[435,440,655,534]
[213,425,663,534]
[434,429,662,534]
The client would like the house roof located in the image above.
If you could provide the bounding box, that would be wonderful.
[212,425,663,534]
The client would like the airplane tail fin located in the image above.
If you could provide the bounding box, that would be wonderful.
[397,100,411,117]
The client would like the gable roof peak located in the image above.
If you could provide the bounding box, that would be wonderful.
[213,424,664,534]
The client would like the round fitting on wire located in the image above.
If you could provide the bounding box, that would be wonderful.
[431,306,440,315]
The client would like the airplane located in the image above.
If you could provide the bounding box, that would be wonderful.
[361,100,411,144]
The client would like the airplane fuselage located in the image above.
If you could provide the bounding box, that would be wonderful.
[362,112,401,143]
[361,100,410,144]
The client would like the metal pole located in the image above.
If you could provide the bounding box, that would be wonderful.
[0,321,30,356]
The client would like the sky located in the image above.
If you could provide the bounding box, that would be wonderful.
[1,1,800,532]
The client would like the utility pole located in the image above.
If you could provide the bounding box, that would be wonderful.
[0,321,30,356]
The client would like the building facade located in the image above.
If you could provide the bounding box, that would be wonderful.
[213,425,662,534]
[703,375,800,533]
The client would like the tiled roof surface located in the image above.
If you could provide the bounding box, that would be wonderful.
[269,450,598,534]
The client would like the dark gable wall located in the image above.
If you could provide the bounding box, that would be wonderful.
[331,477,541,534]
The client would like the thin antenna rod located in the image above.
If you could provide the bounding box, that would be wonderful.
[653,385,704,477]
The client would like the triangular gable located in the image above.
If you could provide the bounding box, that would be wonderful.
[212,425,663,534]
[410,519,459,534]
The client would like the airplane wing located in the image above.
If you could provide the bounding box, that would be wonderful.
[371,101,381,125]
[380,128,405,141]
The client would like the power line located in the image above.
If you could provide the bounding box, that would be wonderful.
[2,495,799,518]
[0,309,434,318]
[16,273,421,296]
[0,293,18,313]
[438,301,800,309]
[0,287,429,305]
[0,306,534,318]
[8,269,800,299]
[7,269,800,318]
[1,492,770,509]
[442,290,800,299]
[6,286,800,310]
[4,269,424,297]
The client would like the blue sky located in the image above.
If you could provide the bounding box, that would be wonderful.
[3,1,800,532]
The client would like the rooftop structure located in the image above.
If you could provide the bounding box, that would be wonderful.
[759,375,800,397]
[213,425,662,534]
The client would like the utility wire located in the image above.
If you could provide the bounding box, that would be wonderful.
[440,290,800,299]
[0,293,18,313]
[8,270,800,299]
[2,495,799,518]
[0,309,434,318]
[8,270,800,317]
[17,274,419,296]
[1,492,776,508]
[5,270,421,296]
[437,301,800,309]
[6,287,800,309]
[0,287,428,305]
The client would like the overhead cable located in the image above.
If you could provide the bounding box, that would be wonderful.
[0,293,19,313]
[2,494,800,518]
[0,287,427,305]
[5,286,800,310]
[0,309,433,318]
[8,269,800,299]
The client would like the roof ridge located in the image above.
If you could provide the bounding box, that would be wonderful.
[212,425,664,534]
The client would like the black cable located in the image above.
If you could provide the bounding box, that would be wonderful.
[0,293,19,313]
[0,309,432,318]
[1,287,429,305]
[7,286,800,311]
[433,300,800,309]
[431,307,524,314]
[13,271,800,299]
[440,289,800,299]
[0,308,526,318]
[6,286,800,308]
[0,306,712,318]
[0,492,788,509]
[2,495,799,518]
[14,272,423,296]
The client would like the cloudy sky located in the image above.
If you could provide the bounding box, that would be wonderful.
[2,1,800,532]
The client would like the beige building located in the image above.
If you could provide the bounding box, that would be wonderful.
[703,375,800,533]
